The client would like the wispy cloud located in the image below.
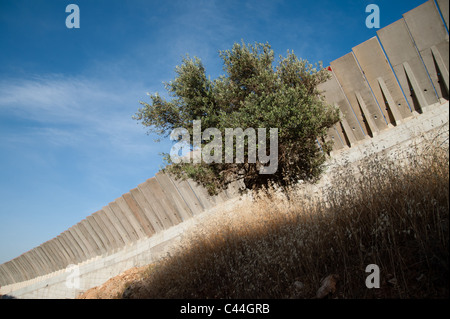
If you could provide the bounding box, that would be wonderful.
[0,74,167,156]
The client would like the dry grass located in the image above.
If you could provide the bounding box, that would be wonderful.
[122,132,449,299]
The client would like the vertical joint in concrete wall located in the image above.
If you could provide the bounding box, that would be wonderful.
[122,192,156,238]
[53,237,71,268]
[69,226,92,262]
[186,178,217,210]
[86,215,111,254]
[59,233,79,265]
[403,61,428,112]
[81,219,107,256]
[337,107,357,147]
[115,196,148,240]
[377,77,403,125]
[129,188,164,233]
[326,125,345,151]
[64,230,85,263]
[20,253,36,280]
[97,209,126,250]
[435,0,449,31]
[103,205,134,245]
[355,92,379,137]
[155,172,194,221]
[89,213,114,252]
[0,265,14,286]
[4,262,18,284]
[10,259,25,283]
[430,45,450,97]
[29,249,46,277]
[45,240,64,271]
[165,176,204,216]
[137,179,176,229]
[402,0,449,101]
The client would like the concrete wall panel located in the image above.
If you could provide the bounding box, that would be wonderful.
[377,18,439,112]
[29,249,46,277]
[10,259,25,283]
[166,177,204,215]
[108,201,140,242]
[72,223,96,259]
[62,230,84,263]
[186,178,217,210]
[0,265,14,286]
[35,246,54,273]
[331,52,389,136]
[403,0,449,100]
[103,205,134,245]
[28,249,46,278]
[41,242,59,272]
[67,227,91,261]
[326,125,346,150]
[317,72,365,143]
[25,253,40,279]
[352,37,412,123]
[15,258,29,281]
[45,240,64,270]
[20,256,35,281]
[115,196,148,240]
[49,239,69,270]
[27,249,46,277]
[436,0,449,29]
[81,219,107,256]
[59,233,79,264]
[13,256,30,282]
[78,221,102,257]
[53,237,72,267]
[137,179,176,229]
[155,172,194,221]
[129,188,165,233]
[20,253,37,280]
[5,261,19,284]
[3,262,18,285]
[89,212,115,251]
[146,178,183,225]
[30,248,48,276]
[86,215,111,253]
[96,209,125,250]
[122,192,156,237]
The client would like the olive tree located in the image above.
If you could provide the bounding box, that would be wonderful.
[134,41,339,194]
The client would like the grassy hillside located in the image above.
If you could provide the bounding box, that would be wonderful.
[81,132,449,299]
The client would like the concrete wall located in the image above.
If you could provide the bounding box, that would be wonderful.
[322,0,448,150]
[1,0,449,298]
[0,174,244,288]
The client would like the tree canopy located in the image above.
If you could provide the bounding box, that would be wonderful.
[134,41,340,194]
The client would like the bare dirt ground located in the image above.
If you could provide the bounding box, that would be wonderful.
[76,265,148,299]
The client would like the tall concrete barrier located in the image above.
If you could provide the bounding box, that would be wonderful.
[155,172,194,221]
[317,69,366,144]
[0,0,449,295]
[403,0,449,100]
[436,0,449,29]
[377,18,439,113]
[121,193,156,238]
[352,37,412,125]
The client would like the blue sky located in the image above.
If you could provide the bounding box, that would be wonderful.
[0,0,429,264]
